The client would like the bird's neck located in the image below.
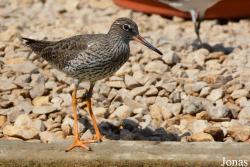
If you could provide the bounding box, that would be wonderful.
[107,30,130,44]
[105,33,130,65]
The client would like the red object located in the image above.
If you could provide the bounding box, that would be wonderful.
[113,0,250,19]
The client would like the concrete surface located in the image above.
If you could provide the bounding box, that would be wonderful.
[0,140,249,167]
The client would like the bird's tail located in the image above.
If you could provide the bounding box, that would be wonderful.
[21,37,52,54]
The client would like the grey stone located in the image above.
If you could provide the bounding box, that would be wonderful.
[206,60,221,70]
[32,106,59,114]
[14,74,31,88]
[32,96,50,106]
[33,119,45,132]
[7,109,25,123]
[115,62,131,76]
[162,82,177,92]
[114,88,133,102]
[133,107,146,114]
[39,131,64,143]
[123,97,146,109]
[93,107,107,117]
[184,82,207,94]
[226,84,243,94]
[191,48,209,66]
[108,88,118,101]
[8,61,38,74]
[231,89,249,99]
[124,74,140,89]
[226,102,241,118]
[156,80,177,92]
[236,97,250,108]
[144,60,168,74]
[145,86,158,96]
[3,124,39,140]
[144,96,156,105]
[133,71,149,85]
[62,116,86,133]
[149,104,163,121]
[51,69,68,83]
[108,101,122,114]
[99,83,110,97]
[39,131,54,143]
[106,80,125,88]
[45,122,61,131]
[207,104,230,119]
[187,132,214,142]
[0,77,17,91]
[207,88,223,102]
[169,91,181,103]
[160,107,173,120]
[109,76,123,81]
[161,103,182,116]
[161,49,180,65]
[140,114,152,129]
[45,81,57,89]
[185,69,200,80]
[240,67,250,83]
[80,129,93,141]
[182,97,203,114]
[109,105,132,120]
[0,100,13,109]
[29,74,45,99]
[59,93,71,107]
[3,114,39,140]
[130,85,149,96]
[0,115,6,128]
[199,87,211,97]
[228,126,250,142]
[238,107,250,121]
[204,127,224,141]
[16,100,33,113]
[51,97,63,109]
[191,120,209,134]
[196,111,210,120]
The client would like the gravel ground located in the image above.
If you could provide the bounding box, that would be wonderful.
[0,0,250,143]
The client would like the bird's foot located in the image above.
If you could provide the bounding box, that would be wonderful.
[65,139,97,152]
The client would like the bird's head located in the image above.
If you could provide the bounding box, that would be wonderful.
[109,17,163,55]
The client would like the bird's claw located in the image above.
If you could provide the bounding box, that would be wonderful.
[65,139,98,152]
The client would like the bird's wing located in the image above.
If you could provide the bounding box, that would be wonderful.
[22,37,55,54]
[23,35,93,72]
[40,35,88,60]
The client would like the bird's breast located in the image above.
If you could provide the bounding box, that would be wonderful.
[110,42,130,66]
[71,41,130,82]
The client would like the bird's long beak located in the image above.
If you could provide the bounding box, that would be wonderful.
[133,35,163,55]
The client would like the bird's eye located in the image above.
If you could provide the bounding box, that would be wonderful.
[122,24,130,31]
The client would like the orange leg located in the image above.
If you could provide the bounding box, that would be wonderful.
[86,98,103,142]
[65,82,97,152]
[83,82,103,142]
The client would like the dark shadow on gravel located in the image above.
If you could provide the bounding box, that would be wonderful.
[96,119,182,142]
[192,40,235,54]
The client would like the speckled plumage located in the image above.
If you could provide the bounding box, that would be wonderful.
[23,18,162,82]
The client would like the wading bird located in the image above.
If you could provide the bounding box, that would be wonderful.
[23,17,162,152]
